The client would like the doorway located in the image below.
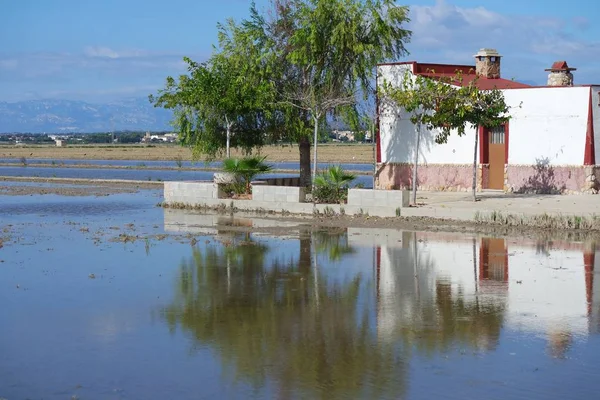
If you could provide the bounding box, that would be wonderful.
[487,125,506,190]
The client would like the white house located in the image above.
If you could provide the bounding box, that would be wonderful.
[376,49,600,194]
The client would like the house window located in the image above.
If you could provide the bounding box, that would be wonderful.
[489,126,505,144]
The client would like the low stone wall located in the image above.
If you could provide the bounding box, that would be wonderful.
[375,163,477,192]
[506,165,599,194]
[164,181,222,203]
[348,188,409,208]
[162,181,410,217]
[252,185,306,203]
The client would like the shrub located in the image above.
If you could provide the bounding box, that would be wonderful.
[222,156,273,194]
[313,165,356,204]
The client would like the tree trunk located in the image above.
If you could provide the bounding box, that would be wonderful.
[312,115,319,191]
[372,120,376,189]
[412,124,421,205]
[472,128,478,202]
[225,117,231,159]
[299,136,311,189]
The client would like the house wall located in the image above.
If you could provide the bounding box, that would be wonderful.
[503,86,597,193]
[377,64,478,191]
[377,64,598,193]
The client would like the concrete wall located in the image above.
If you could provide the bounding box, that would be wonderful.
[164,181,221,204]
[347,188,409,208]
[252,185,306,203]
[163,182,409,217]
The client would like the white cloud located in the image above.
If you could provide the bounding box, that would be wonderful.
[406,0,600,84]
[83,46,150,59]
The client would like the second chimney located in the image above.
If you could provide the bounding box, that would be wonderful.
[545,61,576,86]
[474,48,502,79]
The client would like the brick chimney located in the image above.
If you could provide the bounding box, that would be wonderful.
[474,48,502,79]
[545,61,576,86]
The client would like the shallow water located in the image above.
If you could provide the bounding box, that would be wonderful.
[0,165,374,188]
[0,158,375,172]
[1,192,600,399]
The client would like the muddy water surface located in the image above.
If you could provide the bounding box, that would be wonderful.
[1,189,600,399]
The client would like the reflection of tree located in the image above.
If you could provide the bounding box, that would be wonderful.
[313,228,356,262]
[162,233,407,399]
[410,281,506,354]
[378,233,507,355]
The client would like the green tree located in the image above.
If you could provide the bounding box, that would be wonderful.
[157,0,411,188]
[381,70,512,202]
[432,76,512,201]
[222,155,274,194]
[380,71,457,205]
[150,19,274,160]
[313,165,356,203]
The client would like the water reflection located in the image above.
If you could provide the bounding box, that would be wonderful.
[162,231,408,399]
[160,219,600,398]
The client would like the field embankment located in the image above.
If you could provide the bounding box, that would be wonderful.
[0,143,376,163]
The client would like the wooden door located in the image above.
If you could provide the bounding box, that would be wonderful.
[488,126,506,190]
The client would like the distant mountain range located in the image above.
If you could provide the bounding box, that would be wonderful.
[0,98,174,133]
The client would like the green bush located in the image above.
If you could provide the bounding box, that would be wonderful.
[313,165,356,204]
[222,156,273,194]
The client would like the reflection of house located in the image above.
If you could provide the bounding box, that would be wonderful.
[366,230,600,351]
[376,48,600,194]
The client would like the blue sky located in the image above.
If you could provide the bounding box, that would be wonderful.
[1,0,599,102]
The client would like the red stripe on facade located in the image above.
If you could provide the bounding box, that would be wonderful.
[375,73,382,163]
[478,126,487,163]
[505,122,510,164]
[584,88,596,165]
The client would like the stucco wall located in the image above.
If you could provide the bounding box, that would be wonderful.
[376,163,478,191]
[378,64,477,166]
[506,164,598,193]
[503,86,589,165]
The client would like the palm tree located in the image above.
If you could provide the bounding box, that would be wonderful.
[222,156,273,194]
[313,165,356,203]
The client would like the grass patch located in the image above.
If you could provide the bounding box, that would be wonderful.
[474,211,600,231]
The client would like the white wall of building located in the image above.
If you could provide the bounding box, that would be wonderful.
[504,86,589,165]
[378,64,477,165]
[378,64,592,167]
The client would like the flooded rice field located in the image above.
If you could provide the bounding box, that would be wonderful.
[1,183,600,399]
[0,164,374,188]
[0,158,375,173]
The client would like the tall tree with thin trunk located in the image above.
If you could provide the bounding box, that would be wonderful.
[432,77,513,201]
[380,71,456,205]
[381,70,512,202]
[240,0,411,187]
[150,21,273,160]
